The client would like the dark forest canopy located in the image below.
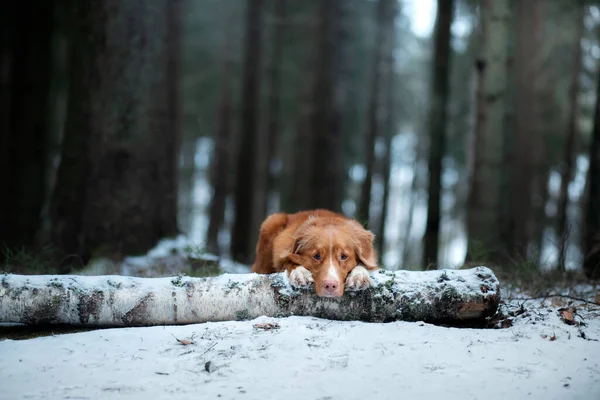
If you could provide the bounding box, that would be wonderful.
[0,0,599,280]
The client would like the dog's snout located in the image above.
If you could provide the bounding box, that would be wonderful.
[320,278,343,297]
[323,279,338,290]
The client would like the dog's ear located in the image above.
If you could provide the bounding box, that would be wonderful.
[284,215,320,265]
[291,215,319,253]
[287,252,304,265]
[349,220,378,270]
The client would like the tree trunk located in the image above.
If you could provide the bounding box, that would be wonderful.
[206,10,236,255]
[50,0,180,269]
[0,0,55,250]
[178,134,196,235]
[280,2,317,214]
[357,0,387,227]
[422,0,454,269]
[283,74,313,213]
[249,0,288,254]
[0,3,16,250]
[376,0,398,257]
[509,0,542,260]
[264,0,286,210]
[0,267,501,327]
[308,0,343,211]
[557,0,584,271]
[231,0,263,264]
[466,0,511,264]
[160,0,183,239]
[584,59,600,279]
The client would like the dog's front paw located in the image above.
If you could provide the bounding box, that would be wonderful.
[345,266,373,291]
[288,266,314,287]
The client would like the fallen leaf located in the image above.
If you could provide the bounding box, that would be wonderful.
[253,322,280,331]
[205,361,212,373]
[558,307,578,326]
[541,334,548,339]
[550,334,557,341]
[171,334,194,345]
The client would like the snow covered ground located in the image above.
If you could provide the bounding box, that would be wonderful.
[2,236,599,399]
[1,296,599,400]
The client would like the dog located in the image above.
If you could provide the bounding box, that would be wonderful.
[251,209,379,297]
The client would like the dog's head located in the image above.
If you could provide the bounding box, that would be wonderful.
[287,215,378,297]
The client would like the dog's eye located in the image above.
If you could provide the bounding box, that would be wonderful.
[313,253,321,261]
[340,254,348,261]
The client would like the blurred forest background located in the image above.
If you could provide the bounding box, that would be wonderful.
[1,0,599,281]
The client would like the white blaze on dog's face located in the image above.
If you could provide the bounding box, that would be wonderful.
[287,216,378,297]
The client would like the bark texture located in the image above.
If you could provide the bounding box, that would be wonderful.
[206,9,236,255]
[422,0,454,268]
[510,0,542,259]
[584,55,600,279]
[50,0,180,267]
[357,0,388,227]
[376,0,397,256]
[0,0,55,249]
[231,0,264,264]
[0,267,500,327]
[308,0,343,211]
[466,0,510,263]
[556,0,584,271]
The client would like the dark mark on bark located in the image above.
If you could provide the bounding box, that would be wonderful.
[78,290,105,324]
[172,291,178,322]
[24,292,67,324]
[122,293,155,326]
[185,281,195,299]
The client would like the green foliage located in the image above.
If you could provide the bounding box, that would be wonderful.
[0,244,61,274]
[183,242,207,259]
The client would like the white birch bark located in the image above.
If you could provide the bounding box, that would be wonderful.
[0,267,500,327]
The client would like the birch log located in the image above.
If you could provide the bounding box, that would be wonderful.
[0,267,500,327]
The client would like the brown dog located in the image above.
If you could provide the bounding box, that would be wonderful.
[251,209,379,297]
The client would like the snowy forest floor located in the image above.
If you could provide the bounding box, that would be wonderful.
[1,236,600,399]
[1,289,599,399]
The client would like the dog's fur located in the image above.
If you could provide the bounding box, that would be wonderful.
[251,209,379,297]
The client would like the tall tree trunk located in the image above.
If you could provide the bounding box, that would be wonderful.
[178,134,196,235]
[230,0,263,263]
[465,0,511,264]
[357,0,387,227]
[0,3,16,250]
[401,144,425,269]
[509,0,542,260]
[376,0,398,257]
[308,0,343,211]
[584,59,600,279]
[161,0,183,239]
[280,2,317,214]
[557,0,584,271]
[0,0,55,250]
[206,10,236,255]
[422,0,454,269]
[285,85,313,212]
[249,0,287,253]
[264,0,286,211]
[50,0,180,269]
